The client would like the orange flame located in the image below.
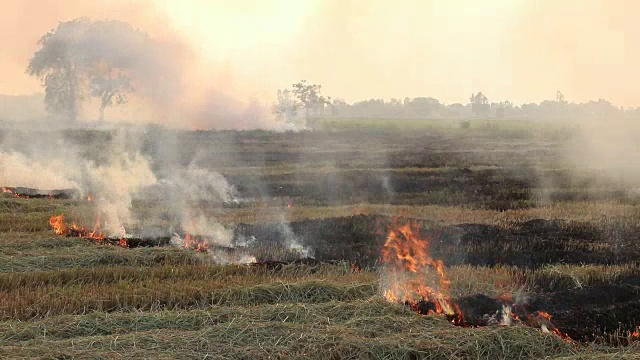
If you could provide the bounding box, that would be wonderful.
[49,214,133,248]
[527,311,572,340]
[1,187,13,194]
[381,222,456,317]
[380,219,574,340]
[49,215,69,235]
[49,214,106,240]
[183,233,208,252]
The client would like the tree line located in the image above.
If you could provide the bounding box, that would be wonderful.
[275,83,636,126]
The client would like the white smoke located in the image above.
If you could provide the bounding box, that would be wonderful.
[85,152,157,237]
[140,163,238,248]
[0,152,80,190]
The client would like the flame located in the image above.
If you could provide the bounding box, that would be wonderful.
[381,222,456,317]
[49,215,69,235]
[379,220,572,339]
[49,214,213,253]
[49,214,105,240]
[48,213,131,248]
[526,311,572,340]
[87,193,94,202]
[183,233,209,252]
[1,187,13,194]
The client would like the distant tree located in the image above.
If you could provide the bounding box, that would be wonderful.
[27,18,91,121]
[274,80,330,126]
[470,92,490,117]
[27,18,156,122]
[291,80,331,119]
[406,97,442,118]
[273,89,299,122]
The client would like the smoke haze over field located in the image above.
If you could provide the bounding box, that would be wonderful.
[2,0,640,201]
[1,0,639,127]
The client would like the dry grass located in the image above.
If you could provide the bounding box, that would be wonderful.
[0,299,578,359]
[2,182,640,358]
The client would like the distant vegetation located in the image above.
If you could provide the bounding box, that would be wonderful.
[273,83,636,126]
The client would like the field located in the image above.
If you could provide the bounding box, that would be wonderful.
[3,119,640,359]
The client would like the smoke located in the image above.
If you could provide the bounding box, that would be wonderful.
[0,152,79,190]
[560,119,640,195]
[85,152,157,237]
[0,124,257,263]
[159,165,237,246]
[0,1,287,130]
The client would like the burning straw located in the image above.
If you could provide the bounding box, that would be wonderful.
[379,219,572,340]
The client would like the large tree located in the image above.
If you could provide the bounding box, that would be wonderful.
[27,18,155,122]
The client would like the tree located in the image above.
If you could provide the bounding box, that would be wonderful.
[274,80,330,126]
[90,70,132,122]
[291,80,330,120]
[27,18,155,122]
[405,97,442,118]
[27,18,92,121]
[470,92,490,117]
[273,89,299,122]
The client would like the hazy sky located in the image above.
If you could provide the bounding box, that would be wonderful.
[1,0,638,106]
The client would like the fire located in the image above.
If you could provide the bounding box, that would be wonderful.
[49,215,69,235]
[381,222,456,317]
[380,219,573,340]
[49,214,103,239]
[48,214,130,247]
[48,214,216,253]
[528,311,571,339]
[1,187,12,194]
[183,233,209,252]
[87,193,94,202]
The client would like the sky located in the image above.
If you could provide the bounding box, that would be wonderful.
[1,0,638,106]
